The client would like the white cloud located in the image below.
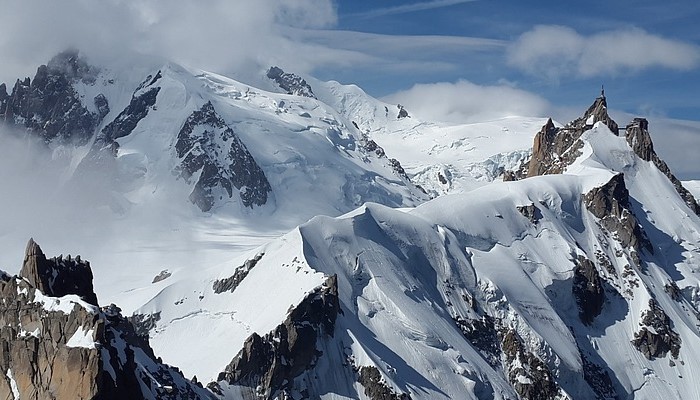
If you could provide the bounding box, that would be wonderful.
[285,29,507,80]
[0,0,337,85]
[507,25,700,79]
[383,80,549,123]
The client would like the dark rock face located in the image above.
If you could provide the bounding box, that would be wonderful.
[99,72,161,144]
[94,93,110,119]
[216,275,340,398]
[572,256,604,325]
[453,315,500,366]
[583,173,652,256]
[358,366,411,400]
[499,329,560,400]
[151,269,171,283]
[0,50,105,145]
[397,105,409,119]
[632,299,681,359]
[359,132,418,186]
[625,118,700,217]
[516,203,542,224]
[128,311,162,340]
[213,253,264,294]
[266,66,316,98]
[174,101,271,211]
[579,350,618,400]
[20,238,98,306]
[73,70,162,189]
[0,239,211,399]
[527,95,617,178]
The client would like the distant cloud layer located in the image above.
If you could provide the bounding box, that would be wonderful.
[507,25,700,79]
[384,80,549,123]
[0,0,337,84]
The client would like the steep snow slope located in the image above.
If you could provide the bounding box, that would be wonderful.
[133,112,700,399]
[312,77,546,195]
[685,180,700,201]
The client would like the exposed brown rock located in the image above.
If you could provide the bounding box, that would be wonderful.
[0,240,211,400]
[213,252,265,294]
[358,366,411,400]
[517,203,542,224]
[216,275,340,398]
[572,256,605,325]
[499,328,560,400]
[527,95,619,178]
[583,174,652,256]
[632,299,681,359]
[20,238,98,306]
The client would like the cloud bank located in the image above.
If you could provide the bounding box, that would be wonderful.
[384,80,549,123]
[507,25,700,79]
[0,0,337,85]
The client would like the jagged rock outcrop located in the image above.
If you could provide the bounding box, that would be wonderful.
[213,253,264,294]
[632,298,681,359]
[358,366,411,400]
[453,315,500,366]
[19,238,98,306]
[572,256,604,325]
[625,118,700,216]
[499,329,560,400]
[98,71,162,146]
[0,239,211,400]
[0,50,106,145]
[397,104,409,119]
[266,66,316,98]
[214,275,340,398]
[527,94,617,177]
[516,203,542,224]
[174,101,272,211]
[454,308,561,399]
[72,70,162,190]
[583,173,652,258]
[359,132,419,187]
[578,350,618,400]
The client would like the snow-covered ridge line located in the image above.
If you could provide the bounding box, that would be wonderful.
[139,97,700,399]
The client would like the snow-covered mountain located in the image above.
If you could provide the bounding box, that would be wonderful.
[128,93,700,399]
[310,77,544,196]
[0,51,435,302]
[0,50,426,216]
[2,51,700,400]
[0,51,538,304]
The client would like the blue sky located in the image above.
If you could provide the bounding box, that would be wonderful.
[320,0,700,121]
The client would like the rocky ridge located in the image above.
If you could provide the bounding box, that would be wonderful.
[213,275,340,399]
[526,92,618,178]
[266,66,316,98]
[0,239,211,400]
[0,50,105,145]
[174,101,272,211]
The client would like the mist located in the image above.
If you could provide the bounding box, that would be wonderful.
[0,128,250,309]
[0,0,337,87]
